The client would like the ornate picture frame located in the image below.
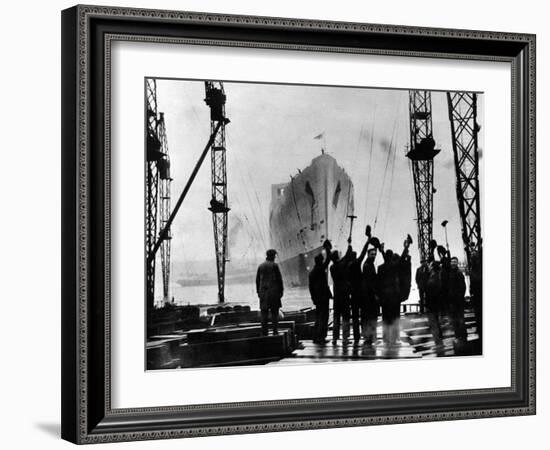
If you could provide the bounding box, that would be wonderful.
[61,5,535,444]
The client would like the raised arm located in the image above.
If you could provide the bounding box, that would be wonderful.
[401,234,412,259]
[357,238,370,263]
[357,224,373,263]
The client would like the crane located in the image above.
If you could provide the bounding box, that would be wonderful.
[204,81,230,303]
[147,82,229,307]
[145,79,172,311]
[146,79,160,311]
[407,90,441,262]
[157,113,172,303]
[446,91,482,269]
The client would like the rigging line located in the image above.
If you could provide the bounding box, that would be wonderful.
[338,125,365,238]
[231,194,262,253]
[363,104,377,222]
[243,180,268,249]
[234,161,267,248]
[235,161,266,248]
[235,157,266,245]
[373,118,398,231]
[247,170,270,246]
[381,130,400,239]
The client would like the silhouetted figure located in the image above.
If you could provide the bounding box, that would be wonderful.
[446,256,467,344]
[377,238,411,346]
[400,255,412,301]
[469,249,482,347]
[346,235,372,345]
[361,245,379,346]
[256,249,284,336]
[438,245,452,316]
[309,240,333,344]
[415,259,429,314]
[425,260,444,346]
[330,247,353,345]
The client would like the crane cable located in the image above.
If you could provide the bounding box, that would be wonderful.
[228,141,269,250]
[373,118,398,232]
[337,124,365,238]
[381,126,400,239]
[363,105,377,222]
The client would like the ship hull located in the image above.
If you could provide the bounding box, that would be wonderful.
[269,153,354,287]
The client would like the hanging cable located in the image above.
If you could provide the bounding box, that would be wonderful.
[373,119,398,232]
[381,128,399,239]
[336,125,365,238]
[363,105,377,222]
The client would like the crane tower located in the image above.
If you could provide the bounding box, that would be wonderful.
[204,82,230,303]
[146,79,172,310]
[157,113,172,303]
[407,90,441,262]
[447,92,482,268]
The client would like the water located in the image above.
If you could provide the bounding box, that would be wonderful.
[166,281,313,311]
[160,280,423,310]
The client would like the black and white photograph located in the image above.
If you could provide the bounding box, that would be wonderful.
[145,78,484,370]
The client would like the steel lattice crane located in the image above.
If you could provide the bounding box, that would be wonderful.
[204,82,230,303]
[147,82,228,308]
[146,79,172,310]
[157,113,172,303]
[146,79,160,311]
[407,90,441,262]
[446,92,482,269]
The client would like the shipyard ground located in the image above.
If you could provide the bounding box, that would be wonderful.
[147,305,481,370]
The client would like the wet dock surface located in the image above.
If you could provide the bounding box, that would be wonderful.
[147,305,481,370]
[269,338,418,365]
[269,310,480,365]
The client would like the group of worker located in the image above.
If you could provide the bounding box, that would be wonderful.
[255,226,478,350]
[308,226,412,347]
[416,241,482,349]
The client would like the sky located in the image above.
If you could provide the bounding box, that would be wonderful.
[152,78,484,277]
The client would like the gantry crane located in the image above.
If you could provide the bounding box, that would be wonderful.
[157,113,172,303]
[407,90,441,262]
[204,82,230,303]
[146,79,172,311]
[446,92,482,269]
[147,82,229,307]
[146,79,160,312]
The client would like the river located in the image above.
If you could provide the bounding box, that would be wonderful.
[157,280,423,311]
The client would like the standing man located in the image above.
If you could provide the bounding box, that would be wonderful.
[469,248,482,348]
[425,260,444,347]
[256,249,284,336]
[446,256,467,345]
[330,247,352,346]
[377,238,411,346]
[347,231,372,346]
[361,243,379,346]
[309,240,333,344]
[415,259,429,314]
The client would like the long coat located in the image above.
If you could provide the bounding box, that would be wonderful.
[361,259,379,317]
[446,268,466,306]
[377,260,401,304]
[256,260,284,309]
[309,264,332,306]
[330,259,351,304]
[399,254,412,301]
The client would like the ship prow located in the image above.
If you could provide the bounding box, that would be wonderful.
[269,152,354,286]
